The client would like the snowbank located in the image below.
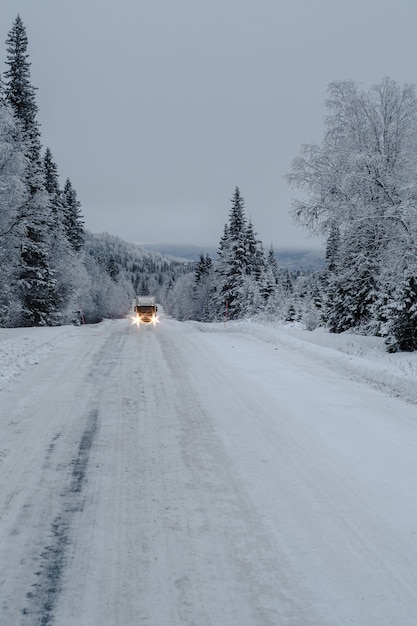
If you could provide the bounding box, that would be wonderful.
[0,321,113,391]
[192,319,417,405]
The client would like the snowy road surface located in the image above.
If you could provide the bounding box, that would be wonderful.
[1,316,417,625]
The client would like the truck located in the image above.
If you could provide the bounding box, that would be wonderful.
[134,296,158,325]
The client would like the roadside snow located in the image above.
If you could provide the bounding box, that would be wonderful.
[0,326,77,390]
[192,319,417,404]
[0,321,116,391]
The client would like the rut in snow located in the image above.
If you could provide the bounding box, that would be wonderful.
[23,408,99,625]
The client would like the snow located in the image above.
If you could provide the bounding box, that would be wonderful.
[1,316,417,625]
[1,319,416,402]
[0,325,80,390]
[201,318,417,404]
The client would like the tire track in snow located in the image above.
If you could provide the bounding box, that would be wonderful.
[22,408,99,625]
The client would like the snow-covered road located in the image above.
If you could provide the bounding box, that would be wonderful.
[1,316,417,625]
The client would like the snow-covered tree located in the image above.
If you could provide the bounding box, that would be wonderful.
[4,15,60,325]
[287,77,417,346]
[62,178,84,253]
[383,271,417,352]
[267,246,279,285]
[4,15,41,161]
[43,148,86,322]
[0,100,27,325]
[213,187,271,320]
[43,147,60,201]
[194,253,212,284]
[18,222,62,325]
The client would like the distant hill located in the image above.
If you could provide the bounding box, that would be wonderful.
[140,243,325,271]
[274,248,325,271]
[140,243,215,261]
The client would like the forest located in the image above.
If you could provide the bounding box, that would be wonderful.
[1,16,416,351]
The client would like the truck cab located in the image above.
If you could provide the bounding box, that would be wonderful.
[134,296,158,325]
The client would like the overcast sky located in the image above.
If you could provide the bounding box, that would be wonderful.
[1,0,417,249]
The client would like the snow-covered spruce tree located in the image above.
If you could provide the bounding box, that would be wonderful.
[62,178,84,253]
[192,254,214,321]
[212,187,272,320]
[262,246,284,318]
[326,222,380,333]
[43,148,84,322]
[213,187,248,319]
[194,253,212,284]
[4,16,39,157]
[266,245,279,285]
[0,97,27,325]
[4,15,60,326]
[245,220,268,285]
[320,222,340,326]
[238,219,266,315]
[287,78,417,343]
[383,271,417,352]
[211,223,230,318]
[43,147,60,205]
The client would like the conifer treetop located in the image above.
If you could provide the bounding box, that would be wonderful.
[228,186,246,239]
[43,147,60,195]
[4,15,39,132]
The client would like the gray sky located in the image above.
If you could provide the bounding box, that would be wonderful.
[1,0,417,249]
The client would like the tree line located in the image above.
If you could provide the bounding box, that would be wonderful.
[163,186,314,326]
